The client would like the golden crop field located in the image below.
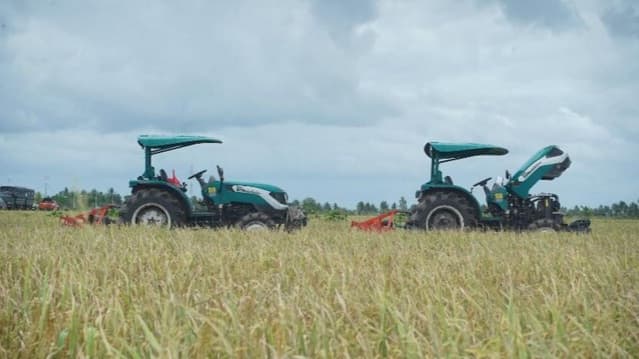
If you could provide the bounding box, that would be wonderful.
[1,211,638,358]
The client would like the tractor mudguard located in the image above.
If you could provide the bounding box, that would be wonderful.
[129,180,193,216]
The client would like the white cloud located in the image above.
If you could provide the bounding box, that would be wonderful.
[0,0,637,207]
[0,0,395,133]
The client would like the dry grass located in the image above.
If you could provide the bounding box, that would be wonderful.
[1,211,638,357]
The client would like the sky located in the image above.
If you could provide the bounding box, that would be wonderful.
[0,0,637,208]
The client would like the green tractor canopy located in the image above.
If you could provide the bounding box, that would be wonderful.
[138,135,223,179]
[424,142,509,160]
[424,141,508,185]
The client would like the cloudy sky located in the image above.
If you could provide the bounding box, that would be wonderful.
[1,0,637,208]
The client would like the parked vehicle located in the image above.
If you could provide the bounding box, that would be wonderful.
[0,186,35,210]
[354,141,590,233]
[119,135,307,230]
[406,142,590,232]
[38,197,60,211]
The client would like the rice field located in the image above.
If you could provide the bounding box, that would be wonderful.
[1,211,638,357]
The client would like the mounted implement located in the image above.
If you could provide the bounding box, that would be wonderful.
[60,204,117,226]
[119,135,306,230]
[404,141,590,232]
[350,210,411,232]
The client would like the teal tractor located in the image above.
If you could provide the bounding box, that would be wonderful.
[407,142,590,232]
[120,135,307,230]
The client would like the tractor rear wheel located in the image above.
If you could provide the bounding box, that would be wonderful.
[121,188,186,228]
[235,212,276,231]
[411,191,477,231]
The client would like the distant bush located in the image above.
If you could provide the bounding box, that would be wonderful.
[324,210,348,221]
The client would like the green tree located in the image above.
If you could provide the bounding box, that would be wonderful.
[619,201,628,217]
[302,197,321,214]
[363,202,378,214]
[629,202,639,218]
[322,202,332,212]
[399,197,408,211]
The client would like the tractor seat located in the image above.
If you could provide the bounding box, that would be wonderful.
[159,169,168,181]
[444,176,454,185]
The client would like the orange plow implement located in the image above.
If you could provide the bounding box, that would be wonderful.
[60,204,118,227]
[350,210,411,232]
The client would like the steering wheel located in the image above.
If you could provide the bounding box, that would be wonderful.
[188,169,207,180]
[472,177,492,188]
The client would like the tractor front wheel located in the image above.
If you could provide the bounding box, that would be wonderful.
[527,218,558,233]
[121,188,185,228]
[235,212,276,231]
[411,191,476,231]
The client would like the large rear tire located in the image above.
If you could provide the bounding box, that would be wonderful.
[235,212,276,231]
[121,188,186,228]
[410,191,477,231]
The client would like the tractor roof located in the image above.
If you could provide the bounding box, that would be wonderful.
[138,135,222,154]
[424,141,508,160]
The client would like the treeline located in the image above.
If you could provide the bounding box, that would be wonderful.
[297,197,639,219]
[38,188,123,210]
[33,187,639,219]
[291,197,410,215]
[564,200,639,218]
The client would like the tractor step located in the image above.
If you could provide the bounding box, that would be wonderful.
[189,211,221,227]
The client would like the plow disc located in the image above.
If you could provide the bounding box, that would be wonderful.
[60,205,118,227]
[351,210,410,232]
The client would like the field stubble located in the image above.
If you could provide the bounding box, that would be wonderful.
[0,212,638,357]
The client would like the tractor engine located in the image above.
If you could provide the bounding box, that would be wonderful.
[506,193,563,229]
[530,193,563,224]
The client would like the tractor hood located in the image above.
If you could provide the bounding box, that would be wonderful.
[138,135,223,153]
[424,142,508,160]
[511,145,570,183]
[507,145,571,198]
[222,180,289,208]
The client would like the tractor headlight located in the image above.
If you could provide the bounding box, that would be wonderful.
[269,192,288,205]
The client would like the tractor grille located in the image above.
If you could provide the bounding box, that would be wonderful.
[270,192,287,205]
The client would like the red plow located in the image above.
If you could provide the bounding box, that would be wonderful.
[60,204,118,227]
[350,210,410,232]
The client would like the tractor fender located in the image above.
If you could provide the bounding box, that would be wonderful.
[130,181,193,217]
[418,184,482,219]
